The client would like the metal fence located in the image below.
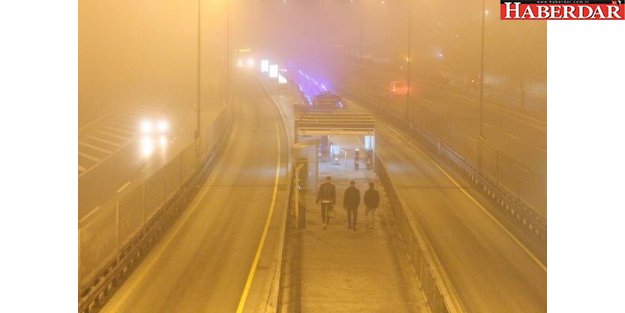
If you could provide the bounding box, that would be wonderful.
[356,92,546,244]
[78,107,233,313]
[375,158,465,313]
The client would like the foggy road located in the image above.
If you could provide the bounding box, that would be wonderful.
[99,75,288,312]
[78,1,548,312]
[78,103,195,220]
[330,57,547,218]
[373,114,547,313]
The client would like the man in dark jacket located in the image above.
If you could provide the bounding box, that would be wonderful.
[364,182,380,229]
[316,176,336,230]
[343,180,361,230]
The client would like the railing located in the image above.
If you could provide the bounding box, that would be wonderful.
[257,76,295,313]
[264,161,294,313]
[354,92,547,245]
[375,158,466,313]
[78,107,233,313]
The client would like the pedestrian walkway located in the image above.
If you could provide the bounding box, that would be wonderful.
[295,135,429,313]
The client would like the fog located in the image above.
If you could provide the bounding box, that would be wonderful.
[80,0,545,124]
[79,0,227,127]
[80,0,545,211]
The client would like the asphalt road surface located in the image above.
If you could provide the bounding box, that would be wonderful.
[295,53,547,216]
[100,74,288,312]
[374,117,547,313]
[78,103,195,220]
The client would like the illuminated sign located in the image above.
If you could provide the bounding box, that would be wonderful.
[261,59,269,72]
[269,64,279,78]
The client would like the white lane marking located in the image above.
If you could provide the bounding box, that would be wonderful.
[384,124,547,272]
[136,103,163,110]
[79,206,100,225]
[103,126,135,136]
[89,135,122,147]
[79,142,113,154]
[117,115,139,123]
[505,132,520,140]
[79,151,100,162]
[97,130,130,141]
[109,120,136,130]
[236,123,282,313]
[135,103,160,110]
[116,181,131,194]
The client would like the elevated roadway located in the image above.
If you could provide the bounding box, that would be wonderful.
[372,109,547,313]
[99,74,289,312]
[78,103,197,220]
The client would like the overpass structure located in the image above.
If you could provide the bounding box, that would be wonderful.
[294,110,375,137]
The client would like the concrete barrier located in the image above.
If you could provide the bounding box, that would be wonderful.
[78,202,118,282]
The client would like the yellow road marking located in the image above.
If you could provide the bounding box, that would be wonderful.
[384,124,547,272]
[235,123,282,313]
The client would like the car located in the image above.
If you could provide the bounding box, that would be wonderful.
[311,92,344,110]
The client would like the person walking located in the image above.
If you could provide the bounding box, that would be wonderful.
[316,176,336,230]
[364,182,380,229]
[343,180,361,231]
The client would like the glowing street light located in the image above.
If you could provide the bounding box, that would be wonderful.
[269,64,279,78]
[260,59,269,73]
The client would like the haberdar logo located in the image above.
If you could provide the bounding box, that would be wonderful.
[500,0,625,20]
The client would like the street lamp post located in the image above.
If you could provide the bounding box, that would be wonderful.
[406,0,413,129]
[359,1,364,60]
[196,0,202,163]
[478,0,486,172]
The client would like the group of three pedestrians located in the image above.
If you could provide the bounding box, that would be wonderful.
[315,176,380,231]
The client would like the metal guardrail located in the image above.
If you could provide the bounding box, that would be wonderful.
[257,76,294,313]
[375,158,466,313]
[355,93,547,245]
[265,163,294,313]
[78,108,233,313]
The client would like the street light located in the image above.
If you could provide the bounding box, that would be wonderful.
[196,0,202,158]
[358,0,364,60]
[478,0,486,171]
[406,0,413,129]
